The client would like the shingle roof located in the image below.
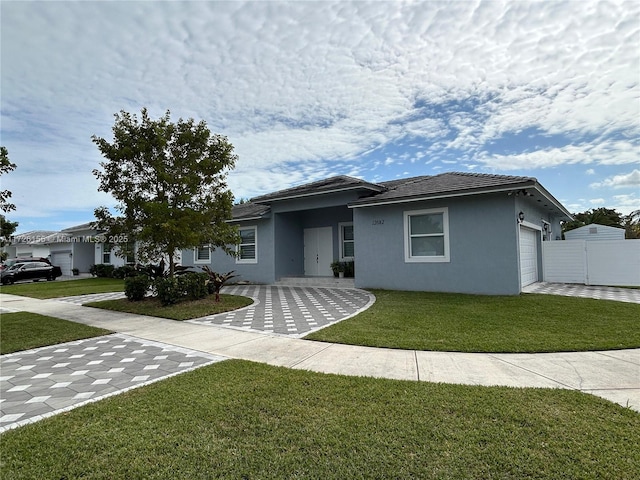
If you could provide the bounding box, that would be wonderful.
[11,230,61,244]
[61,222,98,233]
[251,175,385,203]
[350,172,537,206]
[231,202,271,221]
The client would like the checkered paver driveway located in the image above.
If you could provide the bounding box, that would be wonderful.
[187,285,375,337]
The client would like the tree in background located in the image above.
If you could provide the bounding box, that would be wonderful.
[0,146,18,260]
[1,146,17,213]
[92,108,240,276]
[562,207,639,239]
[622,210,640,239]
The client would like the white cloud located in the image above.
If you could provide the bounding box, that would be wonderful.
[477,141,639,171]
[1,0,639,227]
[590,169,640,189]
[589,198,606,205]
[585,169,595,175]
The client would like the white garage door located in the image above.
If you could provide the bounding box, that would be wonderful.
[51,252,72,276]
[519,227,538,288]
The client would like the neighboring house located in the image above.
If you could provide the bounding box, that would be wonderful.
[564,223,625,241]
[183,172,572,295]
[10,222,181,274]
[11,224,101,275]
[12,231,59,259]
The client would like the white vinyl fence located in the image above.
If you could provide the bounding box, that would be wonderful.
[542,239,640,287]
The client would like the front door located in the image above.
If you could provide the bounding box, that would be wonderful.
[304,227,333,276]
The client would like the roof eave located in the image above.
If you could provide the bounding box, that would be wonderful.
[227,214,270,223]
[349,183,537,208]
[531,184,573,220]
[252,184,386,204]
[349,181,572,218]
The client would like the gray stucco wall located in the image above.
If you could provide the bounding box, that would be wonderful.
[352,194,522,295]
[182,218,276,284]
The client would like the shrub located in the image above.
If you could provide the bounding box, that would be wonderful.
[113,265,137,279]
[178,272,208,301]
[124,275,151,301]
[201,267,237,302]
[155,277,182,306]
[89,264,115,278]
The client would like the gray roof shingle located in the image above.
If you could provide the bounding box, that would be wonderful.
[350,172,537,206]
[251,175,385,203]
[231,202,271,221]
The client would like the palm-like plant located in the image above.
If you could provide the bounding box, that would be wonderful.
[201,266,237,302]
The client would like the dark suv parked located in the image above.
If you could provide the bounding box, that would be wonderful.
[0,261,62,285]
[0,257,52,271]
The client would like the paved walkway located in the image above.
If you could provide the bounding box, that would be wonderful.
[1,284,639,432]
[523,282,640,303]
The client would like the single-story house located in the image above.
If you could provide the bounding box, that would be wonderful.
[11,224,101,275]
[182,172,572,295]
[564,223,625,241]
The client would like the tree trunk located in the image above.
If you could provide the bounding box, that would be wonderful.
[167,246,175,277]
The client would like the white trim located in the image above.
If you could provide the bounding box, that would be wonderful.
[339,222,354,261]
[227,216,266,223]
[404,207,450,263]
[236,226,258,264]
[193,246,211,264]
[520,219,542,232]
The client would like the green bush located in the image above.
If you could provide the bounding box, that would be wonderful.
[124,275,151,301]
[89,264,115,278]
[178,272,208,301]
[154,277,182,306]
[113,265,137,279]
[154,272,208,305]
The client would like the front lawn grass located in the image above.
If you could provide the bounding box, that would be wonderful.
[85,294,253,320]
[305,290,640,353]
[0,312,112,354]
[2,360,638,479]
[0,278,124,299]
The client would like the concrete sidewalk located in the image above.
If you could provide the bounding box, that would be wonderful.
[1,292,638,414]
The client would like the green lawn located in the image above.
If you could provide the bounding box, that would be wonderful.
[0,312,112,354]
[85,294,253,320]
[0,277,124,299]
[1,360,638,479]
[305,290,640,353]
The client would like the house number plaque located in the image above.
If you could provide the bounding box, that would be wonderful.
[372,219,385,225]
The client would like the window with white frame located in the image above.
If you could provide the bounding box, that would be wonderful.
[237,226,257,263]
[194,246,211,263]
[102,243,112,264]
[339,222,354,260]
[404,208,450,262]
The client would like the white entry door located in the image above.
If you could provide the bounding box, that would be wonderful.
[519,226,538,288]
[304,227,333,276]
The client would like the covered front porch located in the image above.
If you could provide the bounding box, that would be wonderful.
[272,205,355,281]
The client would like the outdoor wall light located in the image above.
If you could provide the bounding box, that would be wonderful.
[518,211,525,223]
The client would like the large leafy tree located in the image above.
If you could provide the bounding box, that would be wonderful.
[92,108,240,276]
[0,146,18,260]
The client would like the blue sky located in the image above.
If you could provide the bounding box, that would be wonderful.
[1,0,639,234]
